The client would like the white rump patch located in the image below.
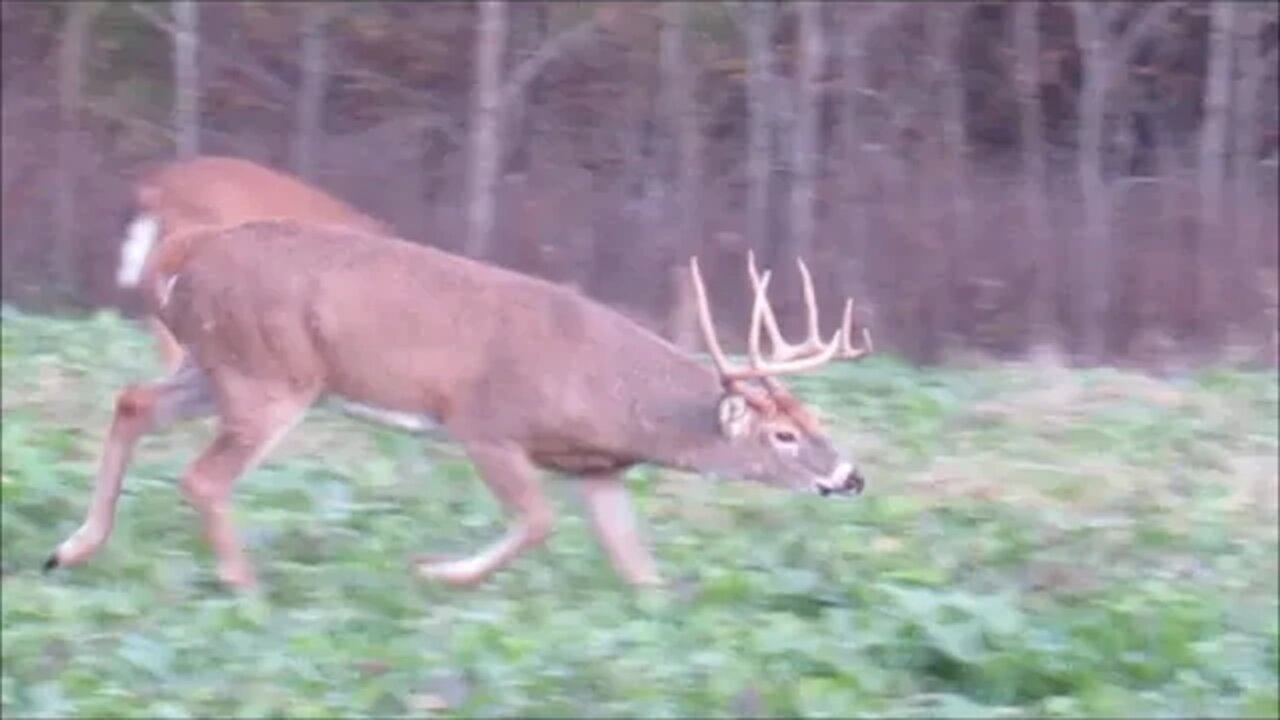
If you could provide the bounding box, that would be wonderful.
[116,214,160,288]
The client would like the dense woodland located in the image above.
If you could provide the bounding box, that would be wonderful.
[1,1,1277,366]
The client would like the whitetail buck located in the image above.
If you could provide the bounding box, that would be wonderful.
[47,219,873,590]
[115,155,433,433]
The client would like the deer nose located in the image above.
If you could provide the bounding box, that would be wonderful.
[816,463,865,496]
[845,467,865,495]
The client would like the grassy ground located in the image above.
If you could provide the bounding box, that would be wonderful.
[2,306,1277,718]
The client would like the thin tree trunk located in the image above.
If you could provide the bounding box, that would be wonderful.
[838,7,869,292]
[1233,23,1279,354]
[466,1,595,262]
[663,2,703,259]
[839,7,870,285]
[292,2,329,181]
[931,2,973,349]
[660,2,707,346]
[1013,2,1055,348]
[172,0,200,159]
[466,0,507,261]
[836,3,904,347]
[55,2,96,304]
[1070,2,1113,362]
[744,1,775,261]
[788,0,823,308]
[1198,0,1235,344]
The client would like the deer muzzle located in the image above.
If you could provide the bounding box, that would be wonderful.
[816,462,865,497]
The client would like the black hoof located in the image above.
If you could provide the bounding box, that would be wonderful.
[42,553,59,573]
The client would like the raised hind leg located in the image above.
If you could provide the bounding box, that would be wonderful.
[46,360,215,571]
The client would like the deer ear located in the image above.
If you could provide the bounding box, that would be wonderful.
[717,393,754,439]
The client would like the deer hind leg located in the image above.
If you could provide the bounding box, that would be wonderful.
[181,380,314,590]
[577,474,663,587]
[46,361,216,572]
[415,444,554,587]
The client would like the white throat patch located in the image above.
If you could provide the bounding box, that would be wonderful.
[116,214,160,288]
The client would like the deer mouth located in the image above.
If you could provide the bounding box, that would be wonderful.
[815,463,864,497]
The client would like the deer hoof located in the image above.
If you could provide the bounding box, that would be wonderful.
[216,563,258,591]
[626,571,666,588]
[413,556,484,587]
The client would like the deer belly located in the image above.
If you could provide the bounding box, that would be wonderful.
[319,354,455,429]
[325,396,444,435]
[530,448,637,475]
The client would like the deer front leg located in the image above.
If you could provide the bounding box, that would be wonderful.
[415,444,554,587]
[578,474,663,587]
[46,361,215,572]
[149,315,187,375]
[181,387,312,589]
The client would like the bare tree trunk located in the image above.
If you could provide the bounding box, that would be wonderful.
[662,2,703,258]
[54,2,97,304]
[1013,2,1055,349]
[930,2,973,350]
[659,2,706,346]
[836,3,905,345]
[744,1,775,260]
[292,2,329,181]
[785,0,824,319]
[790,0,823,263]
[1233,12,1279,355]
[837,6,869,290]
[1198,0,1235,345]
[466,0,508,261]
[172,0,200,159]
[1066,2,1181,362]
[1070,2,1113,362]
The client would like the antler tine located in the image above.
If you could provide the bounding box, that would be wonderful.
[746,268,773,370]
[746,250,794,359]
[690,256,736,379]
[690,254,850,385]
[837,297,875,360]
[795,257,824,349]
[746,250,836,361]
[747,257,844,371]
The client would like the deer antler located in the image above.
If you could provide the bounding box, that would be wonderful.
[837,298,874,360]
[747,250,830,361]
[689,254,872,385]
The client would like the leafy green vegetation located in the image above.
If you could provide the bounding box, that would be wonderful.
[3,306,1277,718]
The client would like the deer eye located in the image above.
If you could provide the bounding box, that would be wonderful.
[772,430,799,445]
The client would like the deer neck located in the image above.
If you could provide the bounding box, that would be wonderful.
[610,355,743,475]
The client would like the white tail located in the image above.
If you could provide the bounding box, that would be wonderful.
[50,219,873,590]
[117,215,162,287]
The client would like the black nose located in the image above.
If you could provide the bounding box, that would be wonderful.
[846,468,865,495]
[818,468,866,497]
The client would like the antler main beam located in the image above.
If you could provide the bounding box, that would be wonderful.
[689,252,873,385]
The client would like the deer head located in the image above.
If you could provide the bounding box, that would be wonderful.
[687,251,873,496]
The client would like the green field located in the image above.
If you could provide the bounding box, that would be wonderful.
[2,307,1277,718]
